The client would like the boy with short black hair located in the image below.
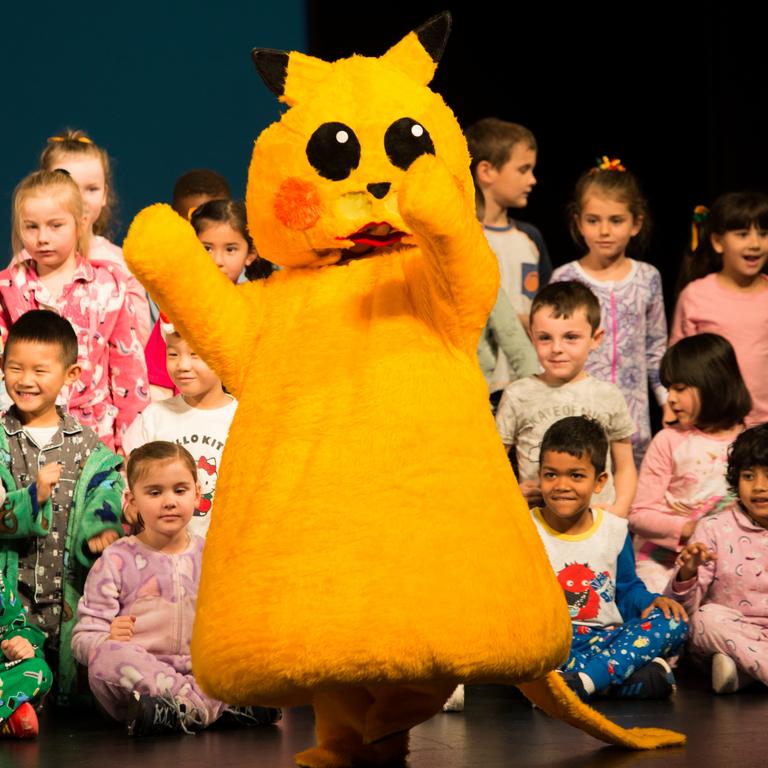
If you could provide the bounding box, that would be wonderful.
[495,281,637,516]
[0,309,124,705]
[533,415,687,701]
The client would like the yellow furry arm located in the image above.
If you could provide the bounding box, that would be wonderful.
[398,154,499,355]
[123,204,260,395]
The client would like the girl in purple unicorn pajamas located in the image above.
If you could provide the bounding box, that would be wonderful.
[71,442,280,734]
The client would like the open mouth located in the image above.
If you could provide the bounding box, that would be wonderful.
[339,222,406,249]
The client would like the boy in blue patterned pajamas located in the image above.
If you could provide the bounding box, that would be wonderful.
[531,416,688,700]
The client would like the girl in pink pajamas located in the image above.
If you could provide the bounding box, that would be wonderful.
[630,334,751,592]
[72,441,279,734]
[1,170,149,453]
[668,424,768,694]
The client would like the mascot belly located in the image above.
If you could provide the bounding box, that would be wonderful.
[125,12,684,767]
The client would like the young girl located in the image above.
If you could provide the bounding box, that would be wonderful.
[71,442,280,734]
[630,334,751,592]
[551,159,667,466]
[40,130,151,345]
[671,191,768,427]
[145,199,270,400]
[124,318,237,538]
[0,170,149,452]
[668,423,768,693]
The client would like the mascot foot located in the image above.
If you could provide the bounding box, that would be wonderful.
[294,732,408,768]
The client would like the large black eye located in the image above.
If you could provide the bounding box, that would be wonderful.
[306,122,361,181]
[384,118,435,170]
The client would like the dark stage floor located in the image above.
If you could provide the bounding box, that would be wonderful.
[6,673,767,768]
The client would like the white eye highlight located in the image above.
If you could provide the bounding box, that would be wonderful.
[336,130,349,144]
[411,124,424,138]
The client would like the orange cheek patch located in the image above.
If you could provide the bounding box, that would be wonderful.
[274,177,323,230]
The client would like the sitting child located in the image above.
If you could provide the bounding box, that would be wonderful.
[72,442,280,734]
[124,319,237,538]
[668,423,768,693]
[0,310,124,705]
[0,569,52,738]
[496,281,637,516]
[532,416,688,700]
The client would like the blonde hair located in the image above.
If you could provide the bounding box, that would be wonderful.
[12,170,90,260]
[40,129,117,239]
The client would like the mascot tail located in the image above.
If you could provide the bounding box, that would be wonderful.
[517,672,686,749]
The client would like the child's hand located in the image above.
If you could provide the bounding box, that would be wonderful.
[1,636,35,661]
[36,461,63,504]
[108,615,136,642]
[123,499,139,526]
[676,542,717,581]
[642,596,688,623]
[88,530,120,554]
[518,480,543,506]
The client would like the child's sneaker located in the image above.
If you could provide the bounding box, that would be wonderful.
[611,657,675,699]
[125,691,201,736]
[442,685,465,712]
[561,672,591,702]
[0,703,39,738]
[712,652,751,694]
[216,705,282,727]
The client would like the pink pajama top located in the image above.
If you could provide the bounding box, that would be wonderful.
[0,254,150,451]
[671,273,768,426]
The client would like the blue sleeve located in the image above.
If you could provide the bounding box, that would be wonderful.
[615,534,656,620]
[517,221,552,286]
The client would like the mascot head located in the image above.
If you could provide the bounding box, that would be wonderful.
[248,12,473,268]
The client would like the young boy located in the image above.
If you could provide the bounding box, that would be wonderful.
[123,320,237,539]
[495,281,637,516]
[533,416,687,700]
[0,310,124,705]
[465,118,551,394]
[465,118,552,325]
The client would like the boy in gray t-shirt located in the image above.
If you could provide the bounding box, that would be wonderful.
[496,281,636,516]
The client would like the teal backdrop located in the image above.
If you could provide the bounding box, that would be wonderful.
[1,1,305,257]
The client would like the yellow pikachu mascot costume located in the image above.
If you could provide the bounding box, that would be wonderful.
[125,13,684,767]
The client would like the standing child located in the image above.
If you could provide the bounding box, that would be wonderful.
[533,416,688,701]
[630,334,750,592]
[40,130,151,345]
[496,281,637,516]
[0,170,149,452]
[0,310,124,705]
[72,442,280,734]
[671,192,768,426]
[668,423,768,693]
[551,159,667,466]
[465,118,551,392]
[144,200,266,400]
[124,317,237,538]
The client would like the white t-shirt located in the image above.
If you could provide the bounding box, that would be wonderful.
[495,375,635,507]
[123,395,237,538]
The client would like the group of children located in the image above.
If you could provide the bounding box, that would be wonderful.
[0,131,279,737]
[0,117,766,741]
[470,117,768,702]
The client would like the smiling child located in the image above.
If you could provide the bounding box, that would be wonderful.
[532,416,687,700]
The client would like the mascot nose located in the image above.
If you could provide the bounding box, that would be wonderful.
[367,182,391,199]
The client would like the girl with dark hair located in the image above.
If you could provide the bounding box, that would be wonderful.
[671,191,768,426]
[668,423,768,694]
[629,334,751,592]
[551,159,666,467]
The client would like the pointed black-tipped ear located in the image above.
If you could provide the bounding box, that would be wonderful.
[252,49,290,97]
[414,11,452,64]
